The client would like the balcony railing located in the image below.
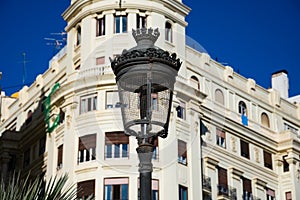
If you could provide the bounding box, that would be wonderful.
[243,191,261,200]
[217,184,237,200]
[79,65,112,78]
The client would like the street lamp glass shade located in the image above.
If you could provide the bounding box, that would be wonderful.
[117,62,177,138]
[111,28,181,139]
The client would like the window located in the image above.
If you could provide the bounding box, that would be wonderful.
[104,178,128,200]
[216,128,226,148]
[240,140,249,159]
[59,108,65,124]
[285,191,292,200]
[190,76,200,90]
[138,179,159,200]
[165,21,172,42]
[39,136,46,156]
[76,26,81,46]
[283,155,289,172]
[261,112,270,128]
[215,89,224,105]
[78,134,96,163]
[137,14,147,29]
[179,185,188,200]
[96,56,105,65]
[106,91,121,109]
[176,101,186,120]
[26,110,33,125]
[115,14,127,33]
[80,94,97,114]
[178,140,187,165]
[238,101,247,115]
[152,137,159,160]
[266,188,275,200]
[105,132,129,159]
[57,144,63,170]
[263,150,273,169]
[242,178,252,200]
[77,180,95,200]
[23,148,30,167]
[217,167,228,196]
[96,16,105,36]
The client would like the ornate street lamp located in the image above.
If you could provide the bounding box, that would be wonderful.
[110,28,181,200]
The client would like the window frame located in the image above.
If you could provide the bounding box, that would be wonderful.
[179,185,188,200]
[80,94,98,114]
[178,139,187,165]
[78,134,97,163]
[96,15,105,37]
[165,21,173,42]
[240,140,250,159]
[114,14,128,34]
[216,128,226,148]
[263,150,273,170]
[105,132,129,159]
[57,144,63,170]
[77,179,95,200]
[104,178,129,200]
[137,13,147,29]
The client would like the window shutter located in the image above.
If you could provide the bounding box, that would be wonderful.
[77,180,95,198]
[242,178,252,193]
[79,134,96,150]
[218,167,228,187]
[105,132,129,144]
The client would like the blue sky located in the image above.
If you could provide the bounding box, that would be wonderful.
[0,0,300,97]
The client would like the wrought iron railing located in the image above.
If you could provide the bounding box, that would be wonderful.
[202,175,211,191]
[217,184,237,200]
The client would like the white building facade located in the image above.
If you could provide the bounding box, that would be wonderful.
[0,0,300,200]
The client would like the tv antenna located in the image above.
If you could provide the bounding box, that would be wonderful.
[18,52,30,85]
[44,31,67,53]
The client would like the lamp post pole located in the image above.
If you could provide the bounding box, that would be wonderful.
[110,28,181,200]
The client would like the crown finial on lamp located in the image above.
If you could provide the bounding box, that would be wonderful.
[132,28,160,47]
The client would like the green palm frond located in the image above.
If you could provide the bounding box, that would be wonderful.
[0,172,93,200]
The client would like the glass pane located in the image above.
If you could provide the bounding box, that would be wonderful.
[105,185,112,200]
[122,144,128,157]
[106,145,112,158]
[121,184,128,200]
[115,16,120,33]
[87,98,92,111]
[122,16,127,33]
[93,96,97,110]
[115,144,120,158]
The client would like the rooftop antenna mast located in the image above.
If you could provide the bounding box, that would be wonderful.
[21,52,29,85]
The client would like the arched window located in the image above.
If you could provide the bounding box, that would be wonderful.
[238,101,247,115]
[76,26,81,46]
[165,21,172,42]
[261,112,270,128]
[190,76,200,90]
[215,89,224,105]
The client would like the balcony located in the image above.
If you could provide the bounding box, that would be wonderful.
[202,175,212,192]
[217,185,237,200]
[243,191,261,200]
